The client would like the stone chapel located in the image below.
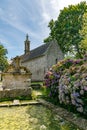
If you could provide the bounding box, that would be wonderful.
[19,34,64,81]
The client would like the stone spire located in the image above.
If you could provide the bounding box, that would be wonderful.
[26,34,28,40]
[24,34,30,54]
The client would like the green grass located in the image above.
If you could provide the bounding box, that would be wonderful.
[0,104,79,130]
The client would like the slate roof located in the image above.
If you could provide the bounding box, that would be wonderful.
[22,43,50,62]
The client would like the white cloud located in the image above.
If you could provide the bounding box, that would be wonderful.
[0,8,3,16]
[0,36,15,50]
[58,0,86,10]
[1,15,39,39]
[0,0,86,59]
[39,0,59,26]
[50,0,59,12]
[0,1,41,39]
[42,12,51,23]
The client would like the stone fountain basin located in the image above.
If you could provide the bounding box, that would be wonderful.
[0,87,32,99]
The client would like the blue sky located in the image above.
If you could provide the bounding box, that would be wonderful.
[0,0,86,59]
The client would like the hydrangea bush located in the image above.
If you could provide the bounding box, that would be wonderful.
[44,56,87,115]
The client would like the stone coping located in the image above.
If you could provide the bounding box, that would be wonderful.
[2,72,31,75]
[0,100,41,107]
[37,99,87,130]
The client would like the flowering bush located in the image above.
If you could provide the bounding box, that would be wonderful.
[44,56,87,115]
[59,65,87,114]
[44,69,60,102]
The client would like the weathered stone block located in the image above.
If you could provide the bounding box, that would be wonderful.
[0,88,32,99]
[2,73,31,90]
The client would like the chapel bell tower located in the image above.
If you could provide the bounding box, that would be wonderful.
[24,34,30,54]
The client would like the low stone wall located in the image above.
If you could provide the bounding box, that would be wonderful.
[38,99,87,130]
[0,88,32,99]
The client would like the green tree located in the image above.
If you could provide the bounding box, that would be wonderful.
[44,1,87,58]
[79,12,87,55]
[44,19,55,43]
[0,44,8,71]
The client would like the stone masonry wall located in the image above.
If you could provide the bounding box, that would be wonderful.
[22,56,47,81]
[46,40,64,69]
[0,88,32,99]
[2,73,31,90]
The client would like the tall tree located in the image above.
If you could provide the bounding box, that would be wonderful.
[0,44,8,71]
[44,19,55,43]
[44,1,87,58]
[79,12,87,55]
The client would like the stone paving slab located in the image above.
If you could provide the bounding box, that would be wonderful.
[37,99,87,130]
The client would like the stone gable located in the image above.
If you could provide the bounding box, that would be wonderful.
[21,39,64,81]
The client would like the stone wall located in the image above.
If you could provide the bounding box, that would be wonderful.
[22,56,47,81]
[2,73,31,90]
[46,40,64,69]
[0,88,32,99]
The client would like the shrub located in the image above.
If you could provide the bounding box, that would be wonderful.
[44,56,87,115]
[59,65,87,115]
